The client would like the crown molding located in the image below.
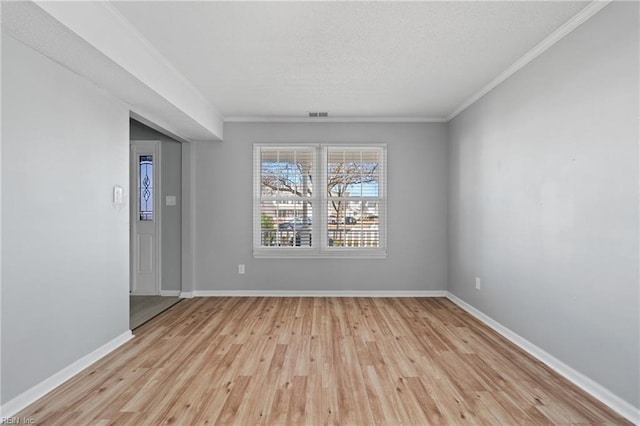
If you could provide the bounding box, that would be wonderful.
[224,116,447,123]
[214,2,613,125]
[10,1,610,129]
[446,0,612,122]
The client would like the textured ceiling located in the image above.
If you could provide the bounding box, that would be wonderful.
[112,1,589,120]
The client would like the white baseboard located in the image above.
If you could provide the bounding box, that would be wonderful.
[159,290,181,297]
[0,331,133,419]
[192,290,447,297]
[179,291,194,298]
[446,292,639,424]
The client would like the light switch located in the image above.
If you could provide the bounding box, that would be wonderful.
[166,195,177,206]
[113,186,124,204]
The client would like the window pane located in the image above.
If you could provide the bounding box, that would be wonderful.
[260,200,313,247]
[361,151,380,197]
[139,155,153,221]
[327,201,379,248]
[328,149,379,198]
[327,199,347,246]
[261,149,313,198]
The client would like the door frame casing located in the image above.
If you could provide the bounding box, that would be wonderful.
[130,140,162,295]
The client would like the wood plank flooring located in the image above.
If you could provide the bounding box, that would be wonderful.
[16,297,630,425]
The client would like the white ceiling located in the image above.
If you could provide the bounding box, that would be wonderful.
[111,1,589,121]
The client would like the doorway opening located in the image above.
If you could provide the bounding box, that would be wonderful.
[129,118,184,329]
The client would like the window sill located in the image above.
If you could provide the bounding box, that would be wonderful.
[253,249,387,259]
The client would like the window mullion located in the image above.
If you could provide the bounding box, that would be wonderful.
[317,145,327,251]
[254,145,263,249]
[254,143,386,257]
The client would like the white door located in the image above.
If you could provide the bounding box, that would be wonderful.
[130,140,161,295]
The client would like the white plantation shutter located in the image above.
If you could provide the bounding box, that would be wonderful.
[255,146,317,250]
[324,146,385,250]
[254,144,386,258]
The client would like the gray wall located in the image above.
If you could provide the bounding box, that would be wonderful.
[448,2,639,408]
[1,35,130,403]
[130,120,182,292]
[1,1,637,416]
[193,122,448,291]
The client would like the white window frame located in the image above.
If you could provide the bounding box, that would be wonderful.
[253,143,387,259]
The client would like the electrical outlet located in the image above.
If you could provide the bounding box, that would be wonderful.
[475,277,481,290]
[238,264,245,275]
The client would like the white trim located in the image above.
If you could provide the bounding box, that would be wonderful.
[156,143,163,296]
[192,290,447,298]
[179,291,195,298]
[446,292,639,424]
[254,144,387,258]
[159,290,181,297]
[226,116,447,123]
[446,1,612,121]
[0,331,133,419]
[253,251,387,259]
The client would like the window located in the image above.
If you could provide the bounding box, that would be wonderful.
[138,154,154,221]
[254,144,386,258]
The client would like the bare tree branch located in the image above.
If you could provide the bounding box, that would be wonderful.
[262,159,378,220]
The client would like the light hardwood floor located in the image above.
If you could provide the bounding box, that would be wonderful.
[17,297,629,425]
